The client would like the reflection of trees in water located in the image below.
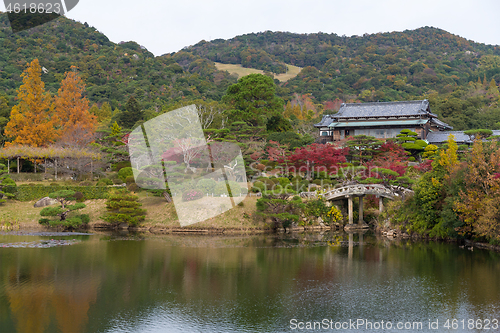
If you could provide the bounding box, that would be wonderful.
[5,265,99,333]
[1,234,500,332]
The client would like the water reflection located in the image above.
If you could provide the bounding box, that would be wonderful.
[0,232,499,332]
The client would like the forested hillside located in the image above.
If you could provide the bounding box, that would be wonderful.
[185,28,500,130]
[0,13,236,111]
[1,12,500,131]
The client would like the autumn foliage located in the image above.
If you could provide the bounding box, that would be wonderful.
[54,67,97,146]
[5,60,96,148]
[5,59,57,147]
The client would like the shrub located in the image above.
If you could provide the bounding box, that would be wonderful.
[79,181,93,186]
[315,171,328,179]
[313,179,323,185]
[74,191,85,202]
[96,178,113,186]
[50,183,60,186]
[113,161,131,172]
[125,176,136,185]
[214,182,229,196]
[38,190,88,230]
[102,189,146,226]
[213,181,242,196]
[240,186,249,194]
[252,181,265,193]
[127,183,139,192]
[275,177,290,187]
[118,167,134,182]
[13,185,110,201]
[182,189,204,201]
[196,178,217,194]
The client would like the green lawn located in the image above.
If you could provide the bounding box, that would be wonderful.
[214,62,301,82]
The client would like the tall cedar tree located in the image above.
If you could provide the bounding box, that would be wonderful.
[120,96,142,129]
[5,59,57,147]
[54,67,97,146]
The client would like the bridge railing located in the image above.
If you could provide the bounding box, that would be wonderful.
[298,184,413,200]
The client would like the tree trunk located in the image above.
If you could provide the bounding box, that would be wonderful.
[17,157,19,174]
[162,191,172,203]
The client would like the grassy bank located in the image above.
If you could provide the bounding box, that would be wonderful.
[0,193,263,232]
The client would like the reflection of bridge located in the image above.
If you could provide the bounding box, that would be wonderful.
[301,184,413,227]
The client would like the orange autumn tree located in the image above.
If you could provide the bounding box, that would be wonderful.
[5,59,57,147]
[54,67,97,147]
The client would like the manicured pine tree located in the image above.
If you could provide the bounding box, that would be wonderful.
[39,190,88,229]
[102,188,146,226]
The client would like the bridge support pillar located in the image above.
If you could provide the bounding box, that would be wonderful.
[358,196,364,225]
[348,196,353,224]
[379,196,383,213]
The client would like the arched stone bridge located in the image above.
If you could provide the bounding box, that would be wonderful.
[300,184,413,228]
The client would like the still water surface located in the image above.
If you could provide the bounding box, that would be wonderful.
[0,231,499,333]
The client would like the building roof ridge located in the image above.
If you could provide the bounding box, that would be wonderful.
[342,100,426,107]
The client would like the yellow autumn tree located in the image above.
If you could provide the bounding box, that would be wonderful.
[5,59,57,147]
[54,67,97,147]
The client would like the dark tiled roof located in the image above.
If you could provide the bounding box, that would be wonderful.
[426,130,500,144]
[335,100,430,118]
[314,115,334,127]
[430,118,453,130]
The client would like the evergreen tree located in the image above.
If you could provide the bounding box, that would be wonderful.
[102,188,146,226]
[0,163,16,205]
[39,190,88,229]
[119,96,143,129]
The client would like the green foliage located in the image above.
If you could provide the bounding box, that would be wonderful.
[0,162,16,204]
[463,129,493,141]
[9,185,109,201]
[256,193,303,229]
[266,114,292,132]
[118,167,134,182]
[38,190,88,229]
[223,74,284,126]
[267,131,314,150]
[102,189,146,226]
[74,191,85,202]
[96,178,113,186]
[196,178,217,194]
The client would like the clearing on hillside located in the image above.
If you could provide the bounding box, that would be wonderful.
[214,62,301,82]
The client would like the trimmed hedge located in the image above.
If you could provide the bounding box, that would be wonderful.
[5,185,111,201]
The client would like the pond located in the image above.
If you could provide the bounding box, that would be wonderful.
[0,231,499,332]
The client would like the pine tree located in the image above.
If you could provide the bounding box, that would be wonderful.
[39,190,88,229]
[110,121,122,136]
[0,163,16,205]
[102,188,146,226]
[4,59,57,147]
[119,96,143,129]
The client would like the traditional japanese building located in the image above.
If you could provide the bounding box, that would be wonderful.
[315,100,452,143]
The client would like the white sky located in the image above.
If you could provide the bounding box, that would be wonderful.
[2,0,500,56]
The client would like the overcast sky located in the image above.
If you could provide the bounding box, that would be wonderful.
[2,0,500,56]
